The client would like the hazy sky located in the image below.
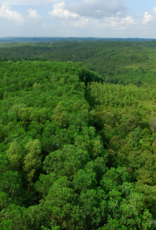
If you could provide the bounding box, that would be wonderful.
[1,0,156,38]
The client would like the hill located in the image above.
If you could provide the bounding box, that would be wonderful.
[1,40,156,87]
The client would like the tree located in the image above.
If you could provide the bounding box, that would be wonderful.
[52,102,67,128]
[6,141,22,170]
[150,117,156,134]
[24,139,42,182]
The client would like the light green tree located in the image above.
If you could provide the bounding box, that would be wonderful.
[23,139,42,182]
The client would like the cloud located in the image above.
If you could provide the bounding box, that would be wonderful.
[142,7,156,27]
[49,2,79,19]
[62,17,88,28]
[28,9,42,20]
[112,16,136,28]
[93,16,136,30]
[67,0,127,19]
[49,2,88,28]
[48,1,135,30]
[143,12,153,24]
[0,0,61,5]
[0,3,25,24]
[136,11,140,18]
[42,22,54,29]
[152,7,156,14]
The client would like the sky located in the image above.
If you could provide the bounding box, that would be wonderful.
[0,0,156,38]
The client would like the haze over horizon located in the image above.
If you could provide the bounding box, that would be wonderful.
[0,0,156,38]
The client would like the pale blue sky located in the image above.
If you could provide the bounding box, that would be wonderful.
[1,0,156,38]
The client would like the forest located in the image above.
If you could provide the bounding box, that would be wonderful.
[0,40,156,229]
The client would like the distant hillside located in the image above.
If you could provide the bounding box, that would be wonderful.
[1,40,156,87]
[0,37,156,43]
[0,37,104,43]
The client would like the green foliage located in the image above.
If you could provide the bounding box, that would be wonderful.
[6,141,22,170]
[24,139,42,182]
[1,40,156,87]
[0,46,156,229]
[43,145,90,178]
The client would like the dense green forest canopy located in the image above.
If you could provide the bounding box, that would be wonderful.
[0,41,156,229]
[1,40,156,86]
